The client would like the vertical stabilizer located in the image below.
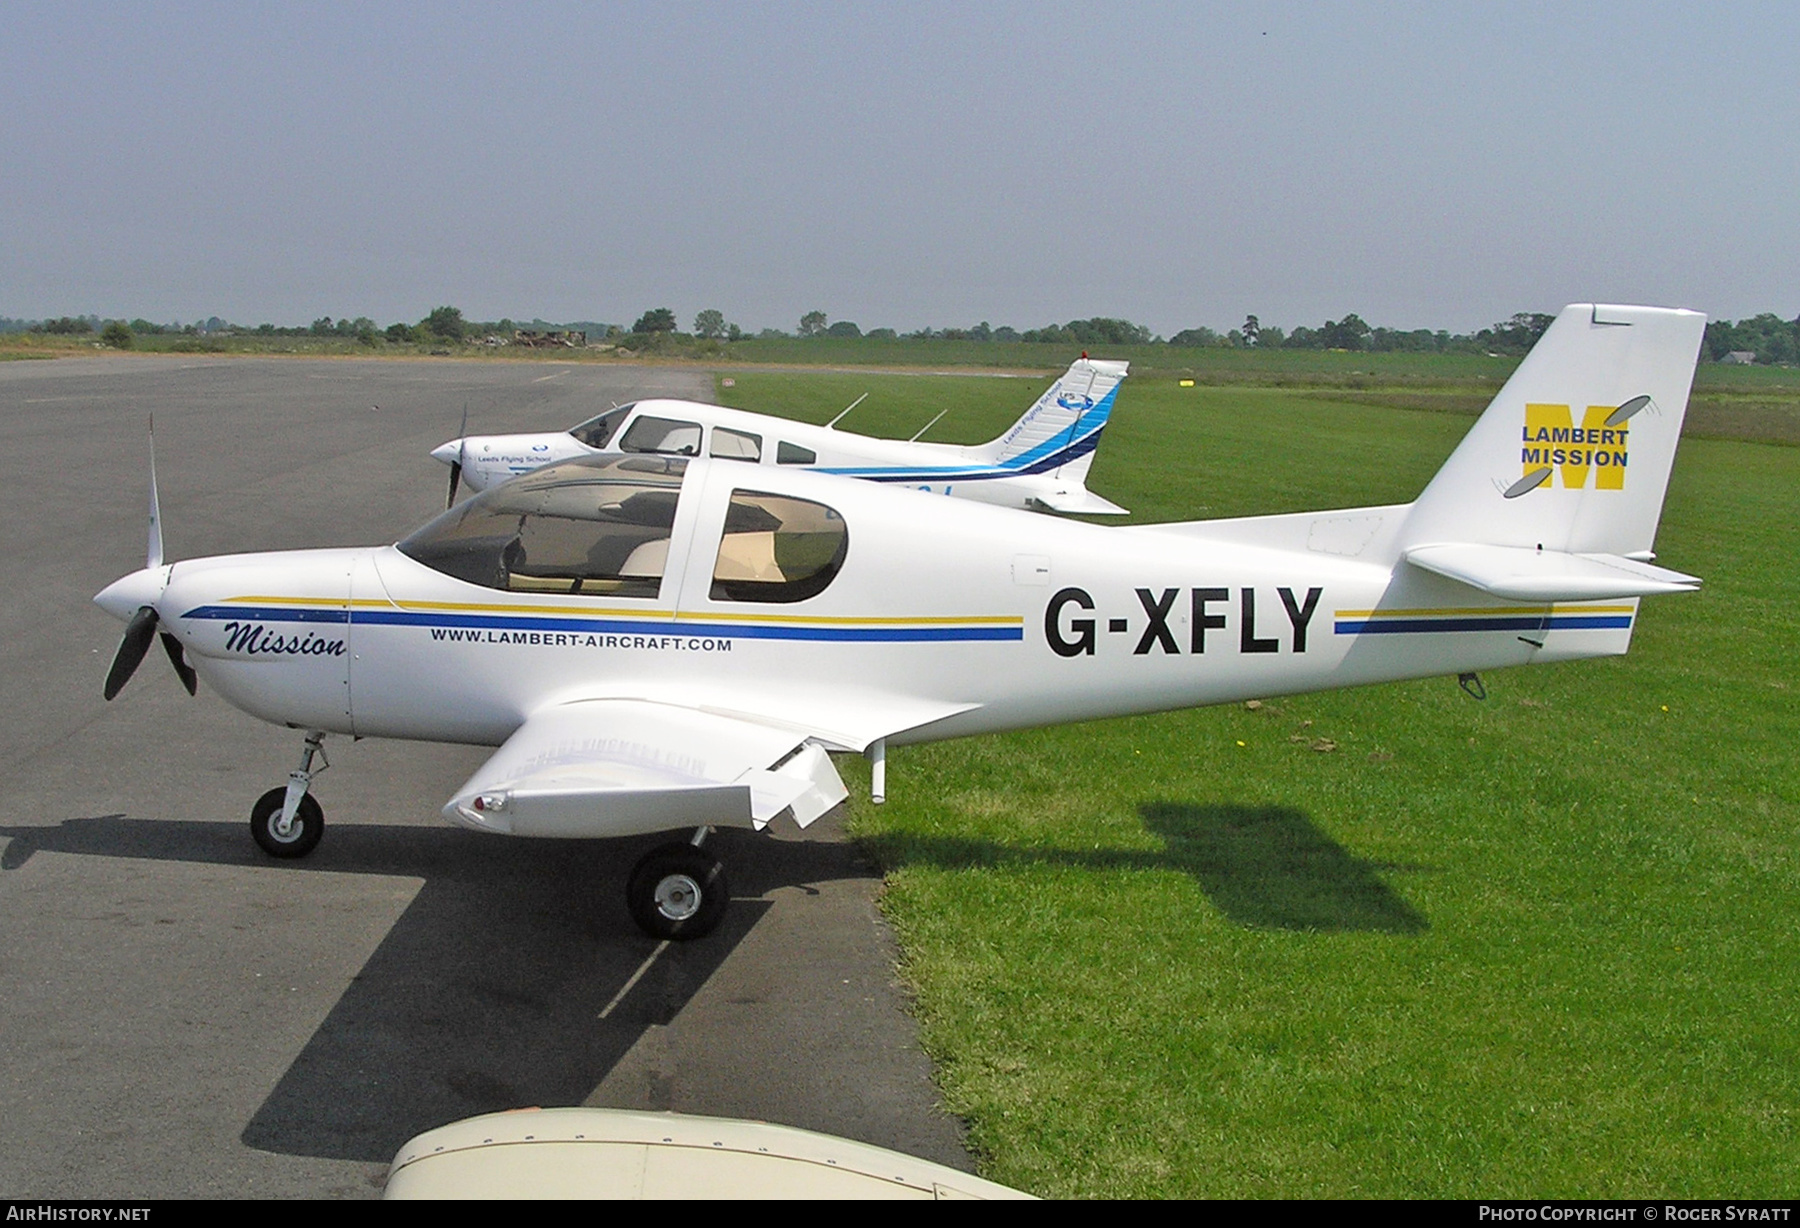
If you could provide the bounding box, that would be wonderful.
[1400,304,1705,558]
[981,358,1128,483]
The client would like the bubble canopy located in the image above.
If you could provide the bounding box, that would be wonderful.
[399,455,687,597]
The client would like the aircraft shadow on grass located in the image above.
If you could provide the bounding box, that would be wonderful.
[0,816,869,1163]
[864,801,1430,935]
[1139,802,1431,933]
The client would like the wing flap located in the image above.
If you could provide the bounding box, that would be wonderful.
[1404,543,1701,602]
[738,742,847,829]
[443,699,846,839]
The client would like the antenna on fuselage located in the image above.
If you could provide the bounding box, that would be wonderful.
[907,408,949,442]
[825,393,868,430]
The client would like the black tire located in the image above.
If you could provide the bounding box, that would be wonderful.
[627,842,729,940]
[251,786,324,859]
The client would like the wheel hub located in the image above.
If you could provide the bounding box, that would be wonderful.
[653,873,703,921]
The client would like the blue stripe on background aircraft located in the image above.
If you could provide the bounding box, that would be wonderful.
[430,357,1130,515]
[96,305,1705,940]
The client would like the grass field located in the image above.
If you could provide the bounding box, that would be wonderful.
[716,368,1800,1197]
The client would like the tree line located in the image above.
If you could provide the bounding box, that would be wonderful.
[6,306,1797,364]
[539,305,1800,363]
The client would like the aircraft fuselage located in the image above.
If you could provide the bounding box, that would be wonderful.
[134,459,1633,755]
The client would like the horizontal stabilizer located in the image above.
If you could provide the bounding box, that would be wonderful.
[1404,543,1702,602]
[1029,488,1129,516]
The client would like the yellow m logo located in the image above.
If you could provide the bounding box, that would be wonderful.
[1520,403,1628,491]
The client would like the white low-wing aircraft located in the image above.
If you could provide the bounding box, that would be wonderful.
[96,305,1705,940]
[429,357,1130,515]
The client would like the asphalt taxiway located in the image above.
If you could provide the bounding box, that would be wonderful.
[0,354,969,1197]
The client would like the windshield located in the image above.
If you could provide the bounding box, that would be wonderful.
[399,454,687,596]
[569,405,633,449]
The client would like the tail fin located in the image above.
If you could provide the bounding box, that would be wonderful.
[980,357,1128,484]
[1396,305,1706,600]
[1404,304,1704,554]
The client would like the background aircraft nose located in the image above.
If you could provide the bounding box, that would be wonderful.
[433,438,468,506]
[94,566,169,622]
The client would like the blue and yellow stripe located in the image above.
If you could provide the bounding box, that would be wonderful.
[1333,604,1635,635]
[182,596,1025,644]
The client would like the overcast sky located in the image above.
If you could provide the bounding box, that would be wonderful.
[4,1,1796,334]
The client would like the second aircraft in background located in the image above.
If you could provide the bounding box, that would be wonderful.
[431,357,1129,515]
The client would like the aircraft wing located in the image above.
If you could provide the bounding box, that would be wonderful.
[442,698,850,840]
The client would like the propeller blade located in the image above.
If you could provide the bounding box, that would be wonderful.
[446,402,470,508]
[147,416,164,569]
[104,606,160,701]
[159,631,198,695]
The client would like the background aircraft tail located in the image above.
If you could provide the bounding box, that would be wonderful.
[978,357,1128,485]
[1392,304,1706,602]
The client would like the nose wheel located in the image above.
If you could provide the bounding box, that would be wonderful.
[251,731,327,859]
[251,787,323,858]
[627,840,729,940]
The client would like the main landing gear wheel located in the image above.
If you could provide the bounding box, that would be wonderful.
[627,842,729,941]
[250,786,324,859]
